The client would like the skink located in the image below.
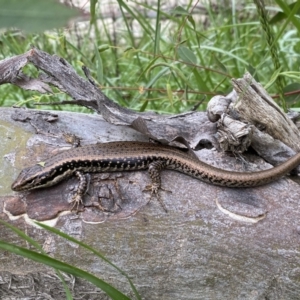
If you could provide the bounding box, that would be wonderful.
[11,141,300,210]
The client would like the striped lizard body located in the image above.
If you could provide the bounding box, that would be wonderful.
[11,141,300,211]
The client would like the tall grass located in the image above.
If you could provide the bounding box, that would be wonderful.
[1,0,300,113]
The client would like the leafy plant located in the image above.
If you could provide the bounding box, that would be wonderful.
[1,1,300,113]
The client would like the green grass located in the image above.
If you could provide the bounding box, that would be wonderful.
[0,219,141,300]
[1,1,300,114]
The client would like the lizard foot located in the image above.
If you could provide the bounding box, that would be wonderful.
[143,185,171,213]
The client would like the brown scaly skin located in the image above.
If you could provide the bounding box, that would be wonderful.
[11,141,300,210]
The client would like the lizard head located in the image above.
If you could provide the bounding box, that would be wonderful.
[11,164,52,191]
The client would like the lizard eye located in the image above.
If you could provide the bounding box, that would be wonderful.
[37,175,46,183]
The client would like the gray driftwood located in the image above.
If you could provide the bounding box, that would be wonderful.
[0,49,300,299]
[207,73,300,172]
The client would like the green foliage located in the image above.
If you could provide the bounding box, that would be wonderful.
[253,0,286,111]
[0,1,300,113]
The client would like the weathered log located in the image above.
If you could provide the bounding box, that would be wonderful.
[1,49,300,299]
[0,107,300,299]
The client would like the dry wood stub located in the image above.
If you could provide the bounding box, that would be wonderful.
[232,72,300,152]
[207,73,300,171]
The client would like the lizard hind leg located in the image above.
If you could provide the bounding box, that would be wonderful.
[143,160,171,213]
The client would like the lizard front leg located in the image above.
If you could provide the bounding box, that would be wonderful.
[144,160,171,212]
[70,171,90,212]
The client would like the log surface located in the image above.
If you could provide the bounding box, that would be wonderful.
[1,108,300,299]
